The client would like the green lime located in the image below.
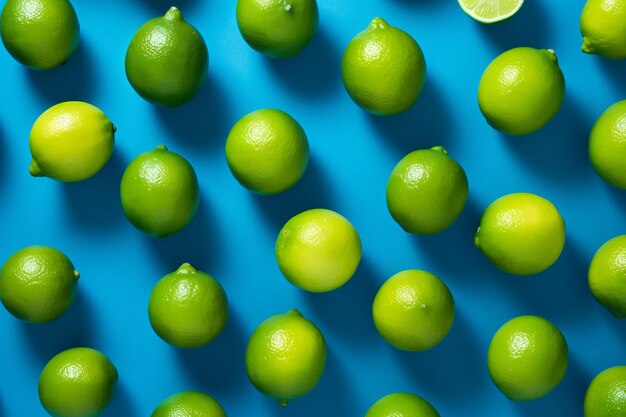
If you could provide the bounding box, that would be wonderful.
[585,366,626,417]
[29,101,115,182]
[488,315,568,401]
[225,109,309,195]
[458,0,524,24]
[589,235,626,318]
[475,193,566,275]
[386,146,468,234]
[478,47,565,135]
[246,309,326,405]
[581,0,626,59]
[236,0,319,58]
[125,7,208,107]
[151,391,227,417]
[589,100,626,188]
[342,17,426,116]
[148,263,228,348]
[372,270,454,352]
[365,393,440,417]
[275,208,362,292]
[120,145,199,238]
[1,0,79,69]
[0,246,78,323]
[39,347,118,417]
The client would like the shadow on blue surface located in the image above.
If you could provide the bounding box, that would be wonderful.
[596,58,626,92]
[0,125,5,189]
[153,74,233,152]
[105,381,139,417]
[390,0,445,9]
[265,27,341,99]
[134,0,202,13]
[62,150,127,231]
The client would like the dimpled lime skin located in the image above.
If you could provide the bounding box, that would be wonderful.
[151,391,227,417]
[0,0,79,69]
[225,109,309,195]
[245,309,326,405]
[478,47,565,135]
[39,347,118,417]
[585,366,626,417]
[342,17,426,116]
[581,0,626,59]
[589,235,626,318]
[386,146,468,234]
[365,393,440,417]
[148,263,228,348]
[236,0,319,58]
[474,193,566,276]
[589,100,626,188]
[372,270,455,352]
[0,246,79,323]
[125,7,208,107]
[488,315,568,401]
[120,145,199,238]
[275,209,362,292]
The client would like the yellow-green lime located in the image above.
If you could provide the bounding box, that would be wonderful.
[478,47,565,135]
[236,0,319,58]
[386,146,468,234]
[488,315,568,401]
[246,309,326,405]
[39,347,118,417]
[0,245,79,323]
[474,193,566,275]
[589,235,626,318]
[275,208,362,292]
[589,100,626,188]
[342,17,426,116]
[149,263,228,348]
[365,393,440,417]
[458,0,524,24]
[372,270,454,352]
[225,109,309,195]
[1,0,79,69]
[126,7,208,107]
[585,366,626,417]
[29,101,115,182]
[581,0,626,59]
[151,391,227,417]
[120,145,199,238]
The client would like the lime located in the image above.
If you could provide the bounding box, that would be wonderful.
[29,101,115,182]
[151,391,227,417]
[589,235,626,318]
[225,109,309,195]
[275,208,362,292]
[488,315,568,401]
[1,0,79,69]
[458,0,524,24]
[148,263,228,348]
[478,47,565,135]
[0,246,78,323]
[581,0,626,59]
[39,347,118,417]
[246,309,326,405]
[120,145,199,238]
[125,7,208,107]
[372,270,454,352]
[365,393,440,417]
[386,146,468,234]
[585,366,626,417]
[589,100,626,188]
[236,0,318,59]
[474,193,566,275]
[342,17,426,116]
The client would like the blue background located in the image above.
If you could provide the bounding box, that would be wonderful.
[1,0,625,415]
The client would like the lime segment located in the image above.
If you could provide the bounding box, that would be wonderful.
[458,0,524,24]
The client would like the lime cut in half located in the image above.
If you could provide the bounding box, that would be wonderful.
[458,0,524,24]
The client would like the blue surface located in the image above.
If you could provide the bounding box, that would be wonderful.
[1,0,626,415]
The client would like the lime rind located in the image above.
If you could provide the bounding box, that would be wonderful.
[458,0,524,24]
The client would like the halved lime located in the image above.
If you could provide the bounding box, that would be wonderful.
[458,0,524,24]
